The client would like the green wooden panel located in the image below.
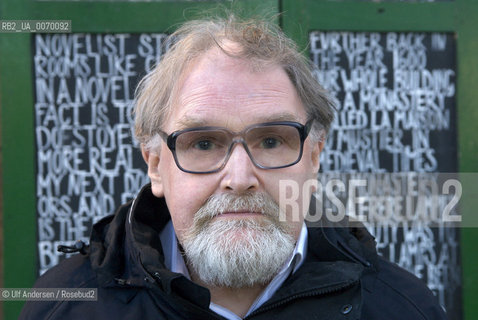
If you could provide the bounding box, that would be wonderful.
[0,26,37,320]
[0,1,279,318]
[282,1,478,319]
[0,1,38,318]
[455,0,478,318]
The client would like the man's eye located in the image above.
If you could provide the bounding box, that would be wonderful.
[193,140,215,150]
[261,137,281,149]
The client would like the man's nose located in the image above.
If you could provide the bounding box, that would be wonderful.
[220,142,260,192]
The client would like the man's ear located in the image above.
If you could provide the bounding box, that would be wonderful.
[311,139,325,173]
[141,146,164,197]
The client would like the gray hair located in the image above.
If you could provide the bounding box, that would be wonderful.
[133,14,335,149]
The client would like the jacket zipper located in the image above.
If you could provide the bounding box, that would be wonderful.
[244,280,359,319]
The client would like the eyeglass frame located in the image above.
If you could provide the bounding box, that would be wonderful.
[157,119,314,174]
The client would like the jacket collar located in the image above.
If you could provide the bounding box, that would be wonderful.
[89,184,170,286]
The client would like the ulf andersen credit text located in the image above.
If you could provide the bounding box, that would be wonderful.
[0,288,97,301]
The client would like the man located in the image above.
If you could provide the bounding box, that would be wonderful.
[21,15,447,319]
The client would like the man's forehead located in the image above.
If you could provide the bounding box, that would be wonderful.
[184,48,254,83]
[164,45,306,132]
[174,112,304,131]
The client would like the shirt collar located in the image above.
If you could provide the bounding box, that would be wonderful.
[159,220,191,279]
[290,222,308,273]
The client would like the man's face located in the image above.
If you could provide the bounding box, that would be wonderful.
[144,45,323,262]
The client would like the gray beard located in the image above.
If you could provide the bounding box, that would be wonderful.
[181,193,296,288]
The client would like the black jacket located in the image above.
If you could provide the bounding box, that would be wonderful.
[20,184,447,319]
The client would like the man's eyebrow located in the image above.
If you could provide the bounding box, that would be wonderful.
[175,116,208,130]
[174,112,302,130]
[259,113,302,122]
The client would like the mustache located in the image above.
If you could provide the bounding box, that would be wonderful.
[192,192,282,227]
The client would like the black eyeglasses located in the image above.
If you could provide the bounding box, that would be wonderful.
[158,120,313,174]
